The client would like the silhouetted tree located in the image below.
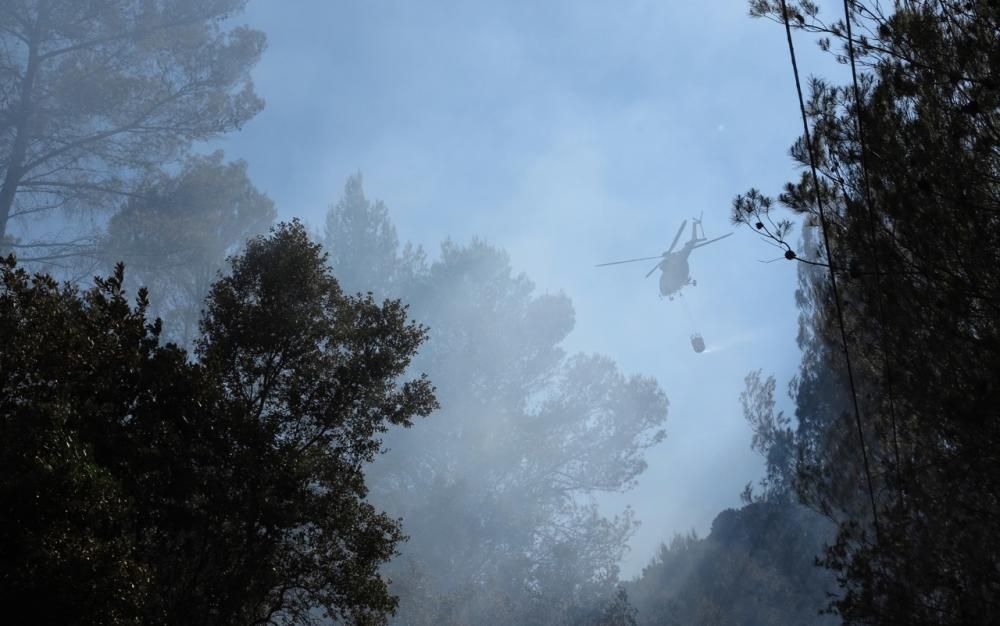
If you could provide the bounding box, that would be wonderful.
[0,258,152,624]
[0,0,265,267]
[734,1,1000,622]
[624,337,838,626]
[0,222,437,624]
[626,503,837,626]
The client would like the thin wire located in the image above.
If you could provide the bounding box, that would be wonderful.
[677,293,696,330]
[842,0,904,502]
[778,0,882,541]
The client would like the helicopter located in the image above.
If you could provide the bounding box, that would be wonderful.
[595,215,732,300]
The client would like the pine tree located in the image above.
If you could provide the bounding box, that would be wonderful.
[0,0,265,266]
[734,1,1000,622]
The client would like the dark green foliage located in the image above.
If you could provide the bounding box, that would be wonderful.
[0,221,436,624]
[0,0,265,263]
[734,1,1000,622]
[0,261,155,624]
[627,503,837,626]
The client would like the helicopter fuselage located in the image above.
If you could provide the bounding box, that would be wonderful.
[657,250,692,297]
[594,216,731,300]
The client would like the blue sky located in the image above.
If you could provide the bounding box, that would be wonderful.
[216,0,836,577]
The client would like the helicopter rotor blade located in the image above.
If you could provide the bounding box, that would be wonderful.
[692,232,734,249]
[666,220,687,254]
[595,255,663,268]
[644,260,662,278]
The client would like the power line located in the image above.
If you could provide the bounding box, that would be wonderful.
[777,0,882,541]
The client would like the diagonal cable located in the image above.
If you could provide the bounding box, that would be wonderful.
[778,0,883,541]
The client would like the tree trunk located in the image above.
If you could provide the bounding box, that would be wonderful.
[0,9,43,245]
